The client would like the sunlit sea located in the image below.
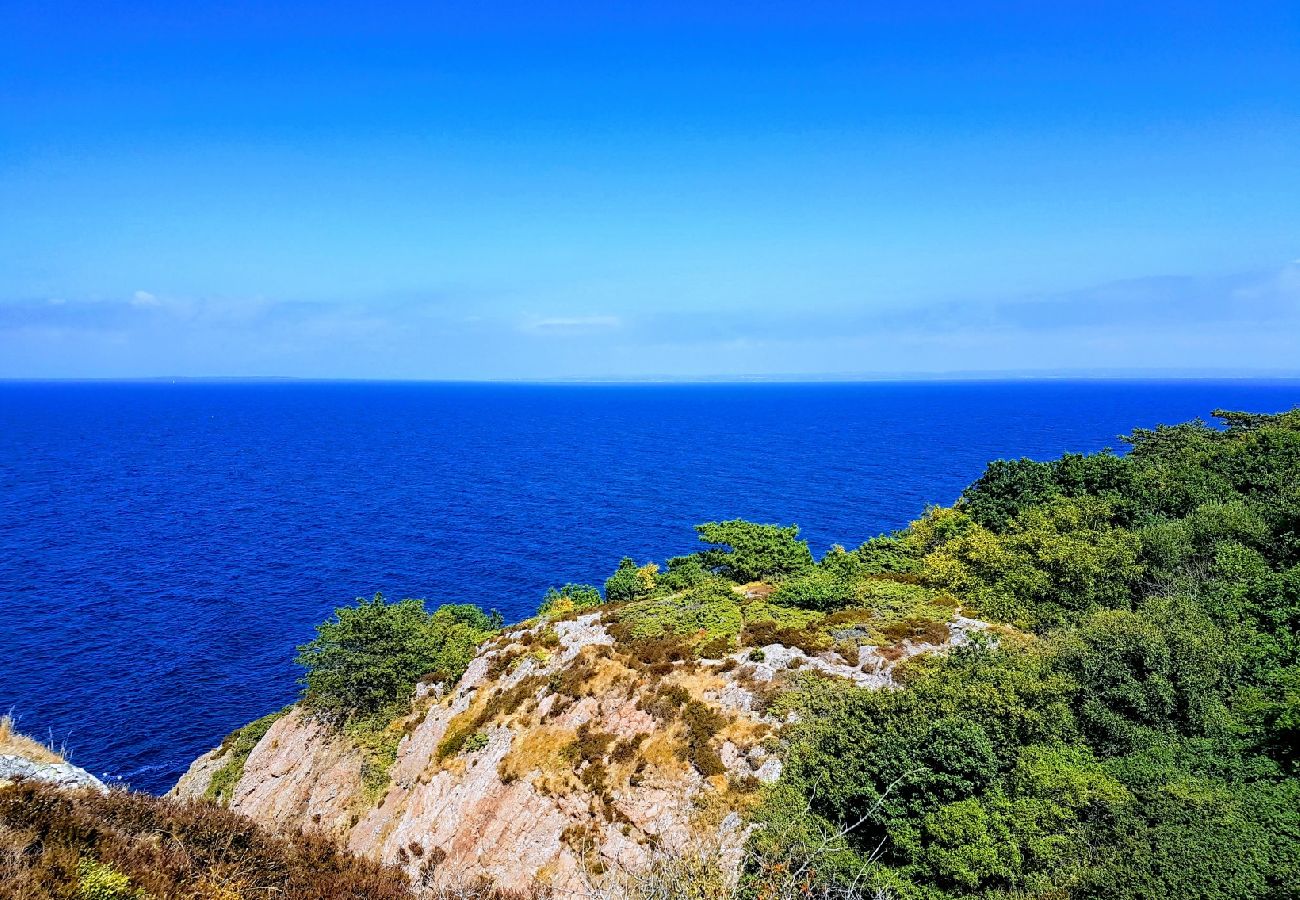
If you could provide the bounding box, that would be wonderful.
[3,380,1299,792]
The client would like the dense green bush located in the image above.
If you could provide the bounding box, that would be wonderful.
[604,557,658,603]
[538,582,603,616]
[921,497,1143,630]
[608,577,743,645]
[768,569,855,611]
[751,409,1300,900]
[296,593,500,717]
[695,520,815,582]
[656,554,713,591]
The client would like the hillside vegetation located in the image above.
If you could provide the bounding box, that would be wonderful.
[749,409,1300,900]
[11,408,1297,900]
[0,779,416,900]
[290,408,1300,899]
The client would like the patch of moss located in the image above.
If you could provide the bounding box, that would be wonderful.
[343,707,408,804]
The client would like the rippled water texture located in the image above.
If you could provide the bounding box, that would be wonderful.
[3,380,1299,792]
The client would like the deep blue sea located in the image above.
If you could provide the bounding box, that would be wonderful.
[3,380,1299,793]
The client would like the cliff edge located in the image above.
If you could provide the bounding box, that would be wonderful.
[174,605,981,894]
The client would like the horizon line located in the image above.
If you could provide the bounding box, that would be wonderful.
[4,371,1300,386]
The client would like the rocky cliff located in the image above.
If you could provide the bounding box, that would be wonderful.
[0,715,106,794]
[174,608,985,895]
[0,755,107,794]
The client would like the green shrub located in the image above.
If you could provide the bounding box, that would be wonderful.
[695,520,815,582]
[297,593,500,717]
[539,582,603,617]
[77,858,142,900]
[608,578,743,646]
[604,558,658,603]
[769,569,854,611]
[461,731,490,754]
[657,554,712,591]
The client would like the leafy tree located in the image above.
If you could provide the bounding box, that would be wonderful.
[297,593,498,717]
[656,554,712,591]
[538,582,603,616]
[695,520,814,582]
[603,557,657,603]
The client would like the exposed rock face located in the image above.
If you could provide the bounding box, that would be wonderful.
[174,609,984,895]
[0,754,107,793]
[170,746,225,799]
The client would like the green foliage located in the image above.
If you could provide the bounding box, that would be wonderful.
[297,593,500,717]
[604,557,658,603]
[750,408,1300,900]
[843,534,924,575]
[1054,599,1235,755]
[922,496,1143,630]
[657,554,713,591]
[205,707,289,806]
[608,578,743,646]
[539,582,603,617]
[695,520,815,582]
[768,568,854,611]
[959,451,1131,532]
[461,730,490,754]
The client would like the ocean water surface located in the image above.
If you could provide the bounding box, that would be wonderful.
[3,380,1299,793]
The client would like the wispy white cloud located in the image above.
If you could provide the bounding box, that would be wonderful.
[521,315,622,334]
[1,262,1297,378]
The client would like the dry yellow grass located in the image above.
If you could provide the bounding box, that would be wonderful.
[719,715,770,750]
[580,653,634,697]
[639,729,687,776]
[664,668,725,700]
[498,724,579,789]
[0,715,63,765]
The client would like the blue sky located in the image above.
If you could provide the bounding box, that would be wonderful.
[2,1,1297,379]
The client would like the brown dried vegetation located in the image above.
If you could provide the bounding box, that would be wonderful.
[0,716,62,765]
[0,780,414,899]
[438,676,549,760]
